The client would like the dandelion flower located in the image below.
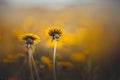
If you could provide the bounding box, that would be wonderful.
[19,33,40,48]
[48,27,63,41]
[18,33,40,80]
[48,26,63,80]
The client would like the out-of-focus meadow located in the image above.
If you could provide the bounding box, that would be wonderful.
[0,0,120,80]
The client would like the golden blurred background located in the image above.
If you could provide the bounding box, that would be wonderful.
[0,0,120,80]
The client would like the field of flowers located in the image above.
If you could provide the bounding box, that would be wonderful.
[0,1,120,80]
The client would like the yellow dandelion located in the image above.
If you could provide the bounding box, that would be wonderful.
[48,26,63,41]
[19,33,40,48]
[19,33,40,44]
[48,26,63,80]
[18,33,41,80]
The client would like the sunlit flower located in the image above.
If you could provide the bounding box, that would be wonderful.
[48,26,63,80]
[48,26,63,41]
[19,33,40,48]
[19,33,40,80]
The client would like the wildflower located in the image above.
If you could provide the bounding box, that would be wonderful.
[48,27,63,41]
[48,26,63,80]
[19,33,40,48]
[18,33,40,80]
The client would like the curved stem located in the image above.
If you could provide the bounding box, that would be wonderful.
[53,39,57,80]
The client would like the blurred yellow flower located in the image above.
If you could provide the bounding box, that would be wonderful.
[3,55,18,63]
[40,56,53,71]
[70,53,86,63]
[18,33,40,45]
[17,53,25,58]
[63,28,89,46]
[41,56,51,65]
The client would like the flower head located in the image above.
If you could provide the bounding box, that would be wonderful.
[19,33,40,48]
[48,27,63,41]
